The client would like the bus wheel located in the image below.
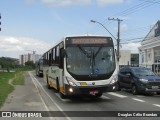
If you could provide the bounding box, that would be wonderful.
[56,79,60,92]
[95,93,102,98]
[60,92,67,99]
[157,92,160,95]
[47,77,51,89]
[38,72,40,77]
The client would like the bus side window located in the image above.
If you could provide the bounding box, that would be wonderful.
[56,46,60,65]
[49,53,52,66]
[59,48,64,69]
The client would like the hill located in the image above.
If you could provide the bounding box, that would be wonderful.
[0,57,19,69]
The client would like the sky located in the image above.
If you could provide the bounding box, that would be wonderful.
[0,0,160,58]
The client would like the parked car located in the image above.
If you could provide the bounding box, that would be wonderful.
[117,67,160,95]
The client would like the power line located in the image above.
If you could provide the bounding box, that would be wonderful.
[120,40,142,44]
[108,18,123,62]
[139,0,160,4]
[102,0,156,26]
[121,25,151,35]
[89,0,157,35]
[121,35,160,44]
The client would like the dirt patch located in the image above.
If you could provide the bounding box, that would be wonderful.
[8,78,14,86]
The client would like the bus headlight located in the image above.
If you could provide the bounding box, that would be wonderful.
[110,75,118,84]
[66,77,76,86]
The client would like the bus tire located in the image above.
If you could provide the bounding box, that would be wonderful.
[157,92,160,95]
[47,77,51,89]
[56,78,60,92]
[95,93,102,98]
[60,92,67,99]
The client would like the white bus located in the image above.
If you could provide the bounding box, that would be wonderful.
[43,35,118,98]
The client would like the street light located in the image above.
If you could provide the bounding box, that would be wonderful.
[90,19,120,68]
[90,20,117,40]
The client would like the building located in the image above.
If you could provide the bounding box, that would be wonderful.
[119,50,139,68]
[131,53,139,67]
[139,20,160,72]
[19,53,42,65]
[119,50,131,66]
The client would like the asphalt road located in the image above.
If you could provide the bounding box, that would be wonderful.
[1,71,160,120]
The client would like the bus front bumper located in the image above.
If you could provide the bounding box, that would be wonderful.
[64,83,117,95]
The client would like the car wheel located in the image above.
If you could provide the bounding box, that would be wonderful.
[157,92,160,95]
[117,82,121,91]
[132,85,138,95]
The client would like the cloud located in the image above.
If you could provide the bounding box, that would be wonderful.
[41,0,92,7]
[0,36,51,58]
[121,24,128,31]
[121,42,141,53]
[40,0,130,7]
[96,0,124,6]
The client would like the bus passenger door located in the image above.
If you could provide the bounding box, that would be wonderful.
[59,48,65,93]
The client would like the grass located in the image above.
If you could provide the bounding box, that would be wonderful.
[0,71,25,108]
[0,72,15,107]
[12,72,25,85]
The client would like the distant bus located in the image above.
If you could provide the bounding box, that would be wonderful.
[43,35,118,98]
[35,58,43,77]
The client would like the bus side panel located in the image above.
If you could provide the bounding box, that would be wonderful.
[43,66,48,82]
[58,69,64,93]
[47,66,64,92]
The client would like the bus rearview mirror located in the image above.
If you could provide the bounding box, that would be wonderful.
[61,49,67,58]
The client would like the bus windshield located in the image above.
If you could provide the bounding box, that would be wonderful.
[66,46,116,76]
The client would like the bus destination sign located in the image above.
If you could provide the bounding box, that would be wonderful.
[71,38,108,44]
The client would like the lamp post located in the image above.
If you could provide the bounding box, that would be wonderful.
[90,20,120,68]
[90,20,117,40]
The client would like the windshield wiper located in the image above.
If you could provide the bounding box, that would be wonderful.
[94,45,103,57]
[77,45,87,56]
[77,45,99,77]
[90,49,95,75]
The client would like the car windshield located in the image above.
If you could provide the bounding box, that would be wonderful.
[132,68,155,76]
[66,46,116,76]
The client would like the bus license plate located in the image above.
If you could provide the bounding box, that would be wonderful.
[152,86,159,89]
[90,90,98,95]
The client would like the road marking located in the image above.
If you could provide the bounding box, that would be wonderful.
[136,95,145,98]
[55,93,70,102]
[29,72,72,120]
[132,98,145,102]
[29,72,53,120]
[153,104,160,108]
[101,95,111,100]
[107,92,127,98]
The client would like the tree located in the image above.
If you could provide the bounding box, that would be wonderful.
[25,61,35,69]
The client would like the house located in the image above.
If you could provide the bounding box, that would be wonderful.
[139,20,160,72]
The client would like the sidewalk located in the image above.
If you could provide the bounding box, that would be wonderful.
[0,72,49,120]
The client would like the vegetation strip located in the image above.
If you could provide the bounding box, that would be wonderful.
[0,71,25,108]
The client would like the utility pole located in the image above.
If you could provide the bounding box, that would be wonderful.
[0,13,1,31]
[108,18,123,65]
